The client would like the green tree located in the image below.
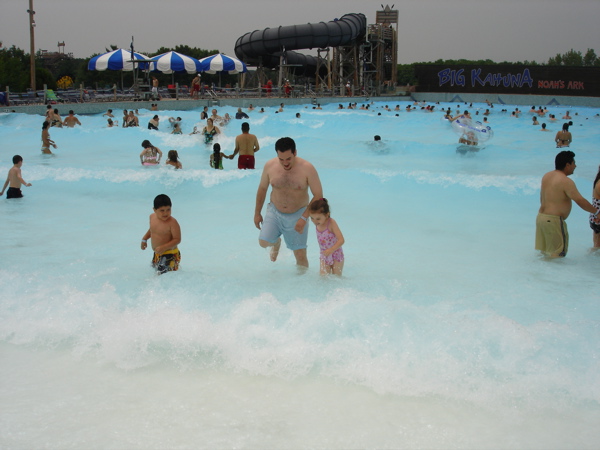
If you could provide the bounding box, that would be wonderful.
[583,48,597,66]
[0,46,31,91]
[561,49,583,66]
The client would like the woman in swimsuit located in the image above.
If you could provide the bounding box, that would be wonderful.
[201,118,220,145]
[127,111,139,127]
[41,121,57,154]
[555,123,572,148]
[591,166,600,248]
[139,139,162,165]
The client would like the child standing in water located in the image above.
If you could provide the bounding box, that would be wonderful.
[140,194,182,274]
[309,198,345,276]
[210,143,226,169]
[0,155,32,198]
[165,150,182,169]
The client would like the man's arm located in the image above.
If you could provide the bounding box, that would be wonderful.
[254,136,260,152]
[254,165,270,229]
[565,178,599,214]
[294,162,323,233]
[230,136,240,159]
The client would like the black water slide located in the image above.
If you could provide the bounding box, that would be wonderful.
[234,13,367,77]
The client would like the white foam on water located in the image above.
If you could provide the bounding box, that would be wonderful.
[1,101,600,448]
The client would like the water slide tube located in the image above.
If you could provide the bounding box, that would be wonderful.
[234,13,367,77]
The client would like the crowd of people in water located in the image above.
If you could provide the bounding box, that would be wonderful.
[3,99,600,276]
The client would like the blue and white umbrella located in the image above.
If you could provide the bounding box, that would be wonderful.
[150,51,201,74]
[88,48,150,71]
[198,53,247,74]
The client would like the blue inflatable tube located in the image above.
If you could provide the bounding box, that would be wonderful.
[234,13,367,77]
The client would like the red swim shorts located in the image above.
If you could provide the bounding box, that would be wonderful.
[238,155,255,169]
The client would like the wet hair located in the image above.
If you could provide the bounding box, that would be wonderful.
[153,194,172,209]
[141,140,152,148]
[275,137,296,154]
[69,110,74,115]
[241,122,250,132]
[555,150,575,170]
[212,143,221,169]
[13,155,23,164]
[42,121,50,130]
[309,198,330,215]
[562,123,569,131]
[374,135,381,141]
[167,150,179,162]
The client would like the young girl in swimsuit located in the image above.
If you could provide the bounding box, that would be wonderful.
[308,198,345,276]
[209,143,226,170]
[591,165,600,248]
[166,150,182,169]
[140,139,162,165]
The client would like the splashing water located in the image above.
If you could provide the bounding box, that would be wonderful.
[1,102,599,449]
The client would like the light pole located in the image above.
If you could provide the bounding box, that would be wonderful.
[27,0,36,91]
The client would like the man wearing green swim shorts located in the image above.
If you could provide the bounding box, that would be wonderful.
[254,137,323,267]
[536,150,600,257]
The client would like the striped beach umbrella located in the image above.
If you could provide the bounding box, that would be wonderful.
[88,49,150,71]
[198,53,247,74]
[150,51,201,74]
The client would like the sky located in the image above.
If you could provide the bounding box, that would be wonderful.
[1,0,599,65]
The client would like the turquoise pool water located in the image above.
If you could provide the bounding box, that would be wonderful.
[1,101,599,448]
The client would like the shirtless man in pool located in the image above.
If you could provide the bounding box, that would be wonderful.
[229,122,260,169]
[536,150,599,258]
[254,137,323,267]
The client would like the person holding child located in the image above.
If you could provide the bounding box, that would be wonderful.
[140,194,181,274]
[309,198,345,276]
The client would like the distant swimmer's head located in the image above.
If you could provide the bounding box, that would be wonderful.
[141,140,152,149]
[241,122,250,132]
[153,194,172,210]
[213,143,221,154]
[374,135,381,141]
[42,121,50,130]
[13,155,23,164]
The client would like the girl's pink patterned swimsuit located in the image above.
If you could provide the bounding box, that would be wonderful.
[316,219,344,265]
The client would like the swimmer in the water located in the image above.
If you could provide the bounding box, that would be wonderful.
[555,123,572,148]
[140,139,162,165]
[41,121,57,154]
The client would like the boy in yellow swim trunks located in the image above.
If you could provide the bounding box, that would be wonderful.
[141,194,181,274]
